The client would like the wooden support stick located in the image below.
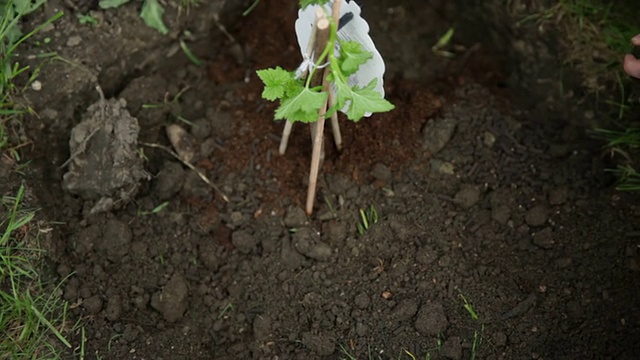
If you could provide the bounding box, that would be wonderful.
[279,120,293,155]
[305,9,331,215]
[306,0,343,215]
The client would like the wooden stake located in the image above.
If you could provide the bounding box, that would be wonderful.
[306,0,343,215]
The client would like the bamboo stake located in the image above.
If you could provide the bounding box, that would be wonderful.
[306,0,343,215]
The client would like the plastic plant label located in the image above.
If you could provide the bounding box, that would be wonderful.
[295,0,386,117]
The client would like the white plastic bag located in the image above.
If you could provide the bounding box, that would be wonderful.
[295,0,386,117]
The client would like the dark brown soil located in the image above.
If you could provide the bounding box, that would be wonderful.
[2,0,639,359]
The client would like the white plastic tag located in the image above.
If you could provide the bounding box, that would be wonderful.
[295,0,386,117]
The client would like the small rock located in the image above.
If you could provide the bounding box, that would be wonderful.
[491,205,511,225]
[354,292,370,310]
[66,35,82,47]
[415,302,448,336]
[231,230,257,254]
[150,273,189,323]
[483,131,496,148]
[323,221,346,244]
[525,205,548,226]
[154,161,185,200]
[283,206,308,228]
[191,118,212,140]
[493,331,507,347]
[253,315,271,341]
[454,185,480,209]
[326,173,354,194]
[106,295,123,321]
[415,245,438,265]
[548,187,568,205]
[198,242,220,271]
[441,336,462,360]
[389,299,419,323]
[430,159,455,176]
[95,219,132,261]
[302,332,335,356]
[292,228,332,261]
[422,117,457,154]
[281,236,305,269]
[82,295,103,314]
[370,163,392,182]
[532,227,554,249]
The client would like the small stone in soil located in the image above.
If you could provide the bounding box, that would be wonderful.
[95,219,132,262]
[231,230,257,254]
[354,292,370,309]
[415,302,449,336]
[532,227,554,249]
[280,236,306,269]
[441,336,462,360]
[454,185,480,209]
[154,161,185,200]
[253,315,271,341]
[292,228,332,261]
[389,299,419,323]
[370,162,392,182]
[106,294,123,321]
[150,273,189,323]
[548,187,568,205]
[301,331,335,356]
[491,204,511,225]
[422,116,457,154]
[283,206,308,228]
[525,205,548,226]
[82,295,103,314]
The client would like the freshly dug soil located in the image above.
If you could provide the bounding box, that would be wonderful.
[4,0,638,359]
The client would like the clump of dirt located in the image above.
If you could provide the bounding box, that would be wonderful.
[62,96,149,215]
[11,0,640,359]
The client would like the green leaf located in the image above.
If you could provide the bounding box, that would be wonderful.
[299,0,330,9]
[338,40,373,77]
[256,67,294,101]
[336,78,394,121]
[275,86,328,123]
[99,0,131,9]
[140,0,168,35]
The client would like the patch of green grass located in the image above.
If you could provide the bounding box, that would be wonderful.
[0,185,73,358]
[594,127,640,190]
[522,0,636,96]
[356,205,379,235]
[458,292,484,360]
[1,0,62,157]
[523,1,640,191]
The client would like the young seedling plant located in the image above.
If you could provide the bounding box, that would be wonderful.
[257,0,394,214]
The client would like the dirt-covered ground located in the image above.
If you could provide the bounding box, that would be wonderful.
[3,0,639,359]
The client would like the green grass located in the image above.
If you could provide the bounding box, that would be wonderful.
[1,0,62,157]
[1,2,75,358]
[1,185,73,358]
[522,0,640,191]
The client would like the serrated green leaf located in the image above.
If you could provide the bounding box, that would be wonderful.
[140,0,168,35]
[99,0,131,9]
[275,87,328,123]
[338,40,373,77]
[257,67,294,101]
[299,0,330,9]
[336,78,394,121]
